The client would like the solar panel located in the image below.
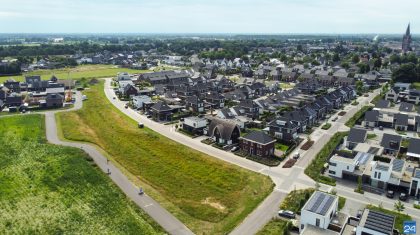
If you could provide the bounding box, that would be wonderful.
[392,159,404,172]
[305,191,336,216]
[364,210,395,235]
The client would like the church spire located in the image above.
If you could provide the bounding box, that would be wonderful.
[406,23,411,35]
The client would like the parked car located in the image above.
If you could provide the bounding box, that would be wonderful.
[125,104,128,109]
[138,123,144,128]
[399,193,408,201]
[113,97,116,100]
[147,115,152,119]
[278,210,296,219]
[332,117,338,122]
[230,146,239,152]
[386,190,394,198]
[379,126,383,130]
[293,153,300,160]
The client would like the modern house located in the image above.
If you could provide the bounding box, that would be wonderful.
[356,209,395,235]
[380,134,402,155]
[207,118,241,145]
[182,117,207,135]
[300,191,339,233]
[132,95,152,110]
[185,95,204,113]
[150,101,173,122]
[346,128,367,149]
[268,117,299,142]
[239,131,276,157]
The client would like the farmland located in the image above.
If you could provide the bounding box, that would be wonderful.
[0,64,149,83]
[0,115,164,234]
[56,81,274,234]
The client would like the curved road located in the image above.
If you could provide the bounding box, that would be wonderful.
[44,92,194,235]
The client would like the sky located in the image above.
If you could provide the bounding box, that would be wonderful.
[0,0,418,34]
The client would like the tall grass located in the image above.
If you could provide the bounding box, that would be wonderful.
[0,115,164,234]
[57,82,274,234]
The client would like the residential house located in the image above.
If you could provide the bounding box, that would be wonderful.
[347,128,367,149]
[5,96,22,107]
[206,118,241,145]
[300,191,339,233]
[370,161,392,189]
[205,91,225,109]
[122,84,139,98]
[268,117,299,142]
[375,99,390,109]
[182,117,207,135]
[407,138,420,160]
[4,79,20,93]
[356,209,395,235]
[45,93,64,108]
[238,99,260,118]
[132,95,152,110]
[385,89,398,102]
[150,101,173,121]
[240,131,276,157]
[362,110,379,128]
[185,95,204,113]
[407,90,420,105]
[399,102,415,112]
[380,134,402,155]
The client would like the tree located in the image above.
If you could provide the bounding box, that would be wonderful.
[355,81,364,94]
[394,200,405,213]
[341,62,350,69]
[390,54,401,64]
[392,63,417,82]
[357,63,370,73]
[352,54,360,64]
[373,58,382,69]
[332,53,340,62]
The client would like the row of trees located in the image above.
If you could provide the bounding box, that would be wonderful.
[0,62,21,75]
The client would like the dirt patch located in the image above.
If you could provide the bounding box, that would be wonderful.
[202,197,226,212]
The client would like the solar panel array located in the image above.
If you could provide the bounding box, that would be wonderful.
[376,163,389,171]
[305,192,335,216]
[364,210,394,235]
[392,159,404,172]
[356,153,370,165]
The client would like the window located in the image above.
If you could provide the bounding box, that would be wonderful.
[329,170,336,175]
[374,172,377,178]
[316,218,320,227]
[378,172,381,179]
[301,225,304,230]
[329,162,337,167]
[346,166,349,170]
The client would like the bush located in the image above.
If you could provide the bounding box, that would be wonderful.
[338,197,346,211]
[280,189,315,214]
[321,123,332,130]
[304,132,348,186]
[374,155,391,163]
[345,106,371,127]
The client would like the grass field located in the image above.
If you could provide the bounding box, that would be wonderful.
[256,219,291,235]
[0,115,164,234]
[56,81,274,234]
[0,64,149,83]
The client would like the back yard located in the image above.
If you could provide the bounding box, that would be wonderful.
[56,81,274,235]
[0,115,164,234]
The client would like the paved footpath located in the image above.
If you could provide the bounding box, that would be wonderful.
[44,92,193,235]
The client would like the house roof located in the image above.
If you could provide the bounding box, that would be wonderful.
[364,110,379,122]
[151,101,172,112]
[375,99,390,109]
[359,209,395,235]
[399,102,414,112]
[303,191,336,216]
[380,133,402,150]
[347,128,367,143]
[394,113,409,126]
[241,131,275,145]
[408,138,420,155]
[208,118,240,141]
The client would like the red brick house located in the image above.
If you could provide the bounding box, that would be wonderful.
[240,131,276,157]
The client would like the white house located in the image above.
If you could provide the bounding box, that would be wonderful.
[328,154,357,178]
[182,116,207,134]
[384,89,398,102]
[117,72,131,81]
[132,95,152,109]
[370,162,392,189]
[356,209,395,235]
[300,191,338,233]
[409,168,420,198]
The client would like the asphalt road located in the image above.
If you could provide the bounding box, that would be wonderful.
[44,91,194,235]
[104,79,420,234]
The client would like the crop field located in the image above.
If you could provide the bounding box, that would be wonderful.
[0,64,149,83]
[57,81,274,234]
[0,115,164,234]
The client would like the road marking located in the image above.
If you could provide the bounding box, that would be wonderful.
[144,203,153,208]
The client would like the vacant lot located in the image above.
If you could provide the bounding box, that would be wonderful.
[256,219,291,235]
[0,64,148,83]
[57,82,273,234]
[0,115,164,234]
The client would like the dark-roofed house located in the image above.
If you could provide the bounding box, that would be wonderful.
[380,133,402,155]
[268,117,299,142]
[185,95,204,113]
[363,110,379,128]
[356,209,395,235]
[399,102,414,112]
[5,96,22,107]
[207,118,241,145]
[45,93,64,108]
[205,91,225,109]
[394,113,409,131]
[375,99,390,109]
[150,101,173,122]
[240,131,276,157]
[347,128,367,149]
[122,84,139,98]
[300,191,338,233]
[407,138,420,160]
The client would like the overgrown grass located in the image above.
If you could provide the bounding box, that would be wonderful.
[1,64,149,83]
[279,188,315,214]
[321,123,331,130]
[304,132,348,186]
[338,196,346,211]
[0,115,164,234]
[256,219,291,235]
[345,106,371,128]
[366,205,412,234]
[57,81,274,234]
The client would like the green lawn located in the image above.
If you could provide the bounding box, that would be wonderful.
[256,219,291,235]
[0,115,164,234]
[321,123,332,130]
[275,143,289,152]
[56,81,274,235]
[412,82,420,90]
[0,64,149,83]
[366,205,412,234]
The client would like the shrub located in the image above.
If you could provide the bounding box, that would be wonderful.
[280,189,315,214]
[321,123,331,130]
[345,106,371,127]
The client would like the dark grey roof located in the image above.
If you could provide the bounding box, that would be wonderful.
[394,113,409,126]
[241,131,275,145]
[347,128,367,143]
[380,133,402,150]
[362,210,395,235]
[375,99,390,109]
[408,138,420,155]
[364,110,379,122]
[304,191,336,216]
[392,159,405,172]
[399,102,414,112]
[151,101,172,112]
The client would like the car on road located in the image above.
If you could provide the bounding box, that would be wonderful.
[399,192,408,201]
[386,190,394,198]
[230,146,239,152]
[124,104,128,109]
[147,115,152,119]
[379,126,383,130]
[292,153,300,160]
[113,97,116,100]
[278,210,296,219]
[332,117,338,122]
[356,210,363,218]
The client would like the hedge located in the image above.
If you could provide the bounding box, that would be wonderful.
[345,106,371,127]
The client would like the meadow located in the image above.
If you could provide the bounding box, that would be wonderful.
[0,64,148,83]
[57,81,274,234]
[0,115,164,234]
